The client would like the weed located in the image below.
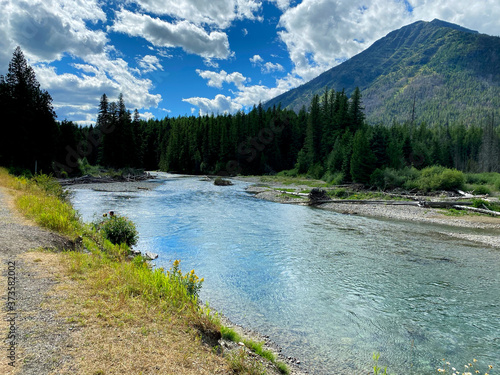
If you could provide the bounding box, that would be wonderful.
[373,352,388,375]
[243,339,276,362]
[227,348,266,375]
[221,326,242,342]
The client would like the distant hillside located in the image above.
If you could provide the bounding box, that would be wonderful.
[264,19,500,125]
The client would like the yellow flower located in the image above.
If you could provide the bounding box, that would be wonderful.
[473,359,477,363]
[438,369,445,373]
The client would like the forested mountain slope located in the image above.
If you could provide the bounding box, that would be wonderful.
[264,19,500,125]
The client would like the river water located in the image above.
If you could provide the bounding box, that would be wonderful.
[70,174,499,374]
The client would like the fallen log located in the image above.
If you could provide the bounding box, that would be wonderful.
[452,205,500,216]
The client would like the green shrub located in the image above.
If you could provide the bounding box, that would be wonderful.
[470,185,491,195]
[307,163,325,180]
[472,199,500,212]
[277,168,298,178]
[330,188,350,198]
[323,171,344,185]
[30,174,69,200]
[98,215,138,247]
[370,169,385,190]
[415,166,465,192]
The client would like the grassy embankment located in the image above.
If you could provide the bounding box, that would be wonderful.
[0,168,289,375]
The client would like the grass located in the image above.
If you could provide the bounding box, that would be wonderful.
[0,167,288,374]
[259,175,328,188]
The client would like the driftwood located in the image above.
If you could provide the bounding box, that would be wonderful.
[59,172,154,186]
[452,205,500,216]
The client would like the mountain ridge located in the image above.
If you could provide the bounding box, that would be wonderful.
[264,19,500,125]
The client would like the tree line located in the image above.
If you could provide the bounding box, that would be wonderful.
[1,47,499,185]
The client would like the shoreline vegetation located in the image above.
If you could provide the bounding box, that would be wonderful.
[1,168,498,374]
[0,168,299,375]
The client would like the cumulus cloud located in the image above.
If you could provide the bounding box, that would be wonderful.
[129,0,261,29]
[34,55,162,124]
[196,69,247,88]
[250,55,264,65]
[278,0,500,82]
[250,54,284,73]
[110,9,231,59]
[0,0,107,68]
[183,94,243,115]
[409,0,500,36]
[137,55,163,73]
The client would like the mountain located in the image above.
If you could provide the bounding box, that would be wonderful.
[264,19,500,125]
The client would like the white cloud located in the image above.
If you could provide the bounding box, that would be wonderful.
[184,71,302,115]
[409,0,500,37]
[269,0,291,11]
[278,0,500,82]
[110,9,231,59]
[137,55,163,73]
[0,0,107,67]
[34,54,162,124]
[129,0,261,29]
[250,55,264,65]
[196,69,247,88]
[183,94,243,115]
[263,61,284,73]
[250,54,284,73]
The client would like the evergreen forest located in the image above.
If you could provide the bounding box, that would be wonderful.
[1,47,500,190]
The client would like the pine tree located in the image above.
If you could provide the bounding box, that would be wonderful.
[350,130,375,184]
[0,46,58,172]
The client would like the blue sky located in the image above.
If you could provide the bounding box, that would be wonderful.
[1,0,500,125]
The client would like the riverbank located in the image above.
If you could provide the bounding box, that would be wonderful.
[0,170,303,375]
[237,176,500,249]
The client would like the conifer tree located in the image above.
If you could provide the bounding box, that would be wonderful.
[0,46,58,172]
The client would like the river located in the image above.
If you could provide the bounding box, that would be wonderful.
[70,174,500,374]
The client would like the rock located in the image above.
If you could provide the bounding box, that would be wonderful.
[144,251,158,260]
[130,249,141,256]
[238,342,245,347]
[214,177,233,186]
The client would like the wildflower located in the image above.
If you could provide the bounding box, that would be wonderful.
[446,362,451,365]
[438,369,445,373]
[475,371,479,374]
[489,365,493,369]
[473,359,478,363]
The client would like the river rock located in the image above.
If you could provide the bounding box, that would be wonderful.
[144,251,158,260]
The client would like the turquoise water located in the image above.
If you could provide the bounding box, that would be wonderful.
[70,174,500,374]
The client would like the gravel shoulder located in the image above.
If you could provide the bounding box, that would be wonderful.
[0,187,78,374]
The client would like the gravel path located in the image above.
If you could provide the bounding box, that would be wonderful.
[0,187,77,374]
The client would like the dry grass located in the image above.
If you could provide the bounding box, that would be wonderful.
[21,251,231,375]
